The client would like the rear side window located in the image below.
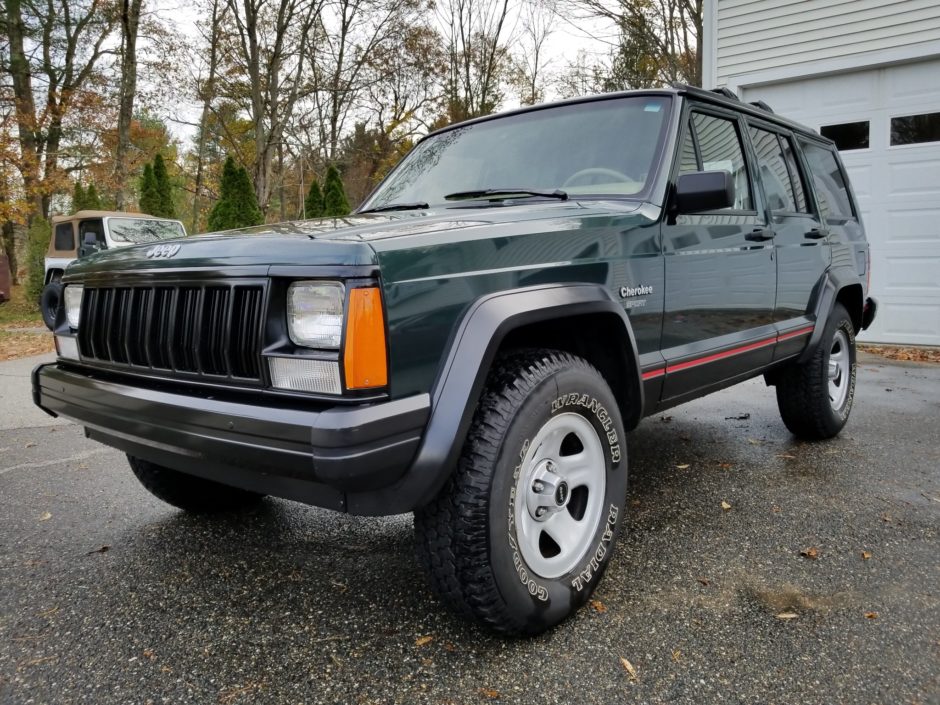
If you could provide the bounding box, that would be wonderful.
[798,140,854,221]
[54,223,74,250]
[683,112,752,210]
[748,126,802,213]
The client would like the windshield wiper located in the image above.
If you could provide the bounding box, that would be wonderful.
[358,201,429,214]
[444,188,568,202]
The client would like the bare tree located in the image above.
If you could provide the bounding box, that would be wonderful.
[190,0,226,231]
[224,0,322,213]
[511,0,556,105]
[438,0,514,121]
[563,0,702,88]
[113,0,144,209]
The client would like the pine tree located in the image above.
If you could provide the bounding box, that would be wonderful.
[304,178,325,219]
[208,156,264,231]
[85,183,102,210]
[152,153,176,218]
[72,182,87,213]
[323,165,350,217]
[139,163,160,215]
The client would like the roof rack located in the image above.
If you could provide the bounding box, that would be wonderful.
[749,100,774,113]
[710,86,740,101]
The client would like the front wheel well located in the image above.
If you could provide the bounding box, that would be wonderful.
[497,312,641,429]
[44,269,64,285]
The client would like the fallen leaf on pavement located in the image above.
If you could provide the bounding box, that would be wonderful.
[671,649,682,663]
[676,463,690,469]
[861,551,872,560]
[415,635,434,647]
[697,577,710,587]
[725,413,750,420]
[747,438,763,445]
[775,612,798,620]
[776,453,796,459]
[589,599,607,613]
[620,657,638,681]
[442,642,456,652]
[864,611,878,619]
[38,512,51,521]
[479,687,500,699]
[660,416,672,423]
[86,545,110,555]
[721,501,732,511]
[718,462,733,469]
[800,547,819,560]
[25,442,36,448]
[143,649,155,660]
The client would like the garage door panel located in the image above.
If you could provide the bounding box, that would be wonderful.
[866,302,940,343]
[887,157,940,197]
[879,254,940,290]
[885,207,940,242]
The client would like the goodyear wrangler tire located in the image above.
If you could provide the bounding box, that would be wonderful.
[128,455,265,513]
[776,303,857,440]
[414,350,628,635]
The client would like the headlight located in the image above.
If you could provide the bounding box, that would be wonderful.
[287,281,345,348]
[64,285,84,329]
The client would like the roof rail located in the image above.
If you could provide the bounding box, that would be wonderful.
[749,100,774,113]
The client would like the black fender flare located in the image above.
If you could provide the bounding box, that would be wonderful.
[800,267,864,364]
[346,283,643,514]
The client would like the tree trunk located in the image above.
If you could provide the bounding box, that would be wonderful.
[114,0,143,210]
[4,0,43,224]
[192,0,223,233]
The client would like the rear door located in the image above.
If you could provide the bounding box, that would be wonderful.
[744,122,830,359]
[659,105,776,402]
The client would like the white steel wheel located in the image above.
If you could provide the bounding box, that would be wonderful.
[828,329,851,412]
[513,412,607,579]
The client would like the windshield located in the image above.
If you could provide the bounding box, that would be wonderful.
[362,95,672,210]
[108,218,185,244]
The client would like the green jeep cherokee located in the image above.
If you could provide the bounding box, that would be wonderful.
[34,85,877,635]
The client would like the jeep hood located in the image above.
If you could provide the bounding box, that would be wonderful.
[65,201,646,276]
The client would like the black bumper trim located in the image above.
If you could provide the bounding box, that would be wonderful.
[34,363,430,510]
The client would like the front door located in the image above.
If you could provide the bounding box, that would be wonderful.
[659,107,777,402]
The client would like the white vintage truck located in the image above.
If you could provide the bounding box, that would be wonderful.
[41,211,186,328]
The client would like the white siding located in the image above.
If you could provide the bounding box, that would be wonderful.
[714,0,940,85]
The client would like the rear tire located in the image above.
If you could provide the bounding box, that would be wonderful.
[128,455,265,513]
[414,350,629,635]
[776,303,857,440]
[40,281,63,330]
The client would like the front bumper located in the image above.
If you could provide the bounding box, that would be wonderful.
[33,363,430,513]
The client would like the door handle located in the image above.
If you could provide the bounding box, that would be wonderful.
[745,228,774,242]
[805,227,829,240]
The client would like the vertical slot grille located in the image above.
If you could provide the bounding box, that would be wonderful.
[75,282,265,383]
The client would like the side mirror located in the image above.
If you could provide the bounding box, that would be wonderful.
[674,171,735,213]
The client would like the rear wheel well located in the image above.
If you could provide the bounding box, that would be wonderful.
[497,312,641,428]
[836,284,863,333]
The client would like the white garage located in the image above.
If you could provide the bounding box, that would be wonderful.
[703,0,940,345]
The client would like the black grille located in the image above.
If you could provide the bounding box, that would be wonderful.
[78,283,265,382]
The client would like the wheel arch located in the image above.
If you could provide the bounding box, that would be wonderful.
[345,283,643,514]
[799,268,864,364]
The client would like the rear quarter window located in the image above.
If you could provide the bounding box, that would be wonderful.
[798,140,855,221]
[54,223,74,251]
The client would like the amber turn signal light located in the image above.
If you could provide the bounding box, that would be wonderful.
[343,287,388,389]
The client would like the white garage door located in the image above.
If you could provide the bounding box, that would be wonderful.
[740,59,940,346]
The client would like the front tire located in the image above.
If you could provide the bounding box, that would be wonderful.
[415,350,629,635]
[128,456,265,513]
[776,303,857,439]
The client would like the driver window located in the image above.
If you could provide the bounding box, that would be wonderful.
[687,113,753,211]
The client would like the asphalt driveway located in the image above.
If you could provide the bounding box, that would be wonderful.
[1,353,938,704]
